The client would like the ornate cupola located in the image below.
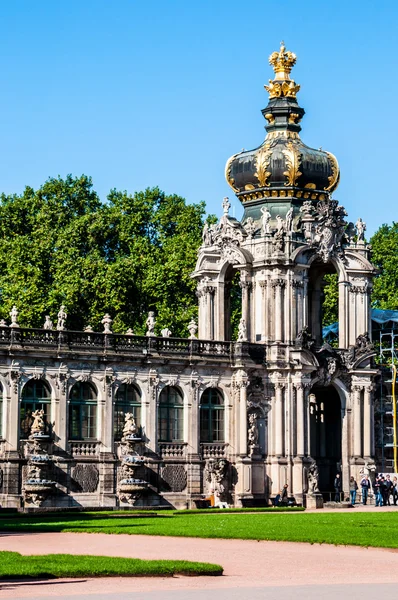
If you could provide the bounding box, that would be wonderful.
[225,42,340,207]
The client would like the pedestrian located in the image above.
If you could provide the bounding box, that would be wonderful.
[393,476,398,506]
[373,474,383,507]
[384,474,393,506]
[360,474,371,505]
[334,473,342,503]
[349,476,358,505]
[280,483,289,506]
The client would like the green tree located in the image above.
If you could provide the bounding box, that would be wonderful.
[0,176,211,336]
[370,222,398,310]
[322,273,339,327]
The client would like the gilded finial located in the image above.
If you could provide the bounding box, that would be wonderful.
[265,41,300,99]
[269,41,297,77]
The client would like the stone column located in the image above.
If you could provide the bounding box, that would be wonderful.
[319,402,326,458]
[196,279,216,340]
[272,280,285,343]
[363,385,372,458]
[305,388,312,456]
[240,280,252,342]
[295,383,305,457]
[7,371,21,452]
[352,385,362,458]
[259,280,267,342]
[145,371,159,454]
[55,372,69,451]
[274,382,284,457]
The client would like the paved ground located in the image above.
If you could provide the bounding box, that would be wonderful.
[1,520,398,599]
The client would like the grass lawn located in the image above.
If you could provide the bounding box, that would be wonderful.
[0,551,223,579]
[2,510,398,548]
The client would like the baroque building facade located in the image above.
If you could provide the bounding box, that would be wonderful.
[0,44,377,509]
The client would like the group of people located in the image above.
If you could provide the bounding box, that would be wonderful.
[334,473,398,506]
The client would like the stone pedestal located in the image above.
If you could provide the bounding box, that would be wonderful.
[304,493,323,509]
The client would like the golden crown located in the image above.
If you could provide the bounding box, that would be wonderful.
[269,41,297,77]
[265,42,300,99]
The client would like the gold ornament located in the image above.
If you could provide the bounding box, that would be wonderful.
[282,142,302,187]
[269,41,297,76]
[324,151,340,192]
[254,143,273,187]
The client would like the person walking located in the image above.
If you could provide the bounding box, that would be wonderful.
[373,474,383,507]
[360,474,371,505]
[393,476,398,506]
[349,476,358,505]
[334,473,342,503]
[384,474,393,506]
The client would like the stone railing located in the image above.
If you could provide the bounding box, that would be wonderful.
[200,443,228,458]
[158,443,187,459]
[0,326,265,365]
[69,441,100,457]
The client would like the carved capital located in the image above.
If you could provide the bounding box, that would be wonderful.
[271,278,286,288]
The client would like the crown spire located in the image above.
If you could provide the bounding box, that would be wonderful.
[265,41,300,99]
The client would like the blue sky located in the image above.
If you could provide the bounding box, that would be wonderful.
[0,1,396,235]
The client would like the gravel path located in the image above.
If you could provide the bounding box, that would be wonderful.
[0,529,398,598]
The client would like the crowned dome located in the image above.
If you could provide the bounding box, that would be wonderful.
[225,43,340,204]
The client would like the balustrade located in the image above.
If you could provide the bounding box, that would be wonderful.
[69,441,99,457]
[200,442,228,458]
[158,443,187,458]
[0,325,265,365]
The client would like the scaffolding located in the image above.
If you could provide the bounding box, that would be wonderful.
[376,327,398,472]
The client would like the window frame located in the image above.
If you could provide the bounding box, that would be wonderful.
[68,382,98,441]
[158,386,184,443]
[113,383,142,441]
[20,379,51,439]
[199,388,225,443]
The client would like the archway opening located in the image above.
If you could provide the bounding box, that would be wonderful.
[310,386,342,493]
[224,265,241,341]
[308,260,338,346]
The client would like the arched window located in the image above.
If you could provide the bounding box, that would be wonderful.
[20,380,51,439]
[200,388,224,443]
[158,386,183,442]
[69,382,97,440]
[114,384,141,440]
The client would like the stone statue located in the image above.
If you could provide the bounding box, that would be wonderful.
[295,326,314,350]
[275,215,285,236]
[222,196,231,215]
[285,207,294,232]
[161,328,172,338]
[237,318,247,342]
[101,313,113,333]
[0,319,7,327]
[146,312,156,337]
[260,207,271,234]
[84,325,94,332]
[202,222,211,246]
[204,457,230,505]
[30,409,45,436]
[307,459,320,494]
[356,217,366,242]
[43,316,53,330]
[122,412,138,439]
[56,305,67,331]
[188,319,198,339]
[125,328,134,335]
[9,305,19,328]
[244,217,256,238]
[248,412,259,453]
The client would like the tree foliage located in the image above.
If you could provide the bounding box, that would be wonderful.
[322,273,338,327]
[370,222,398,310]
[0,175,210,336]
